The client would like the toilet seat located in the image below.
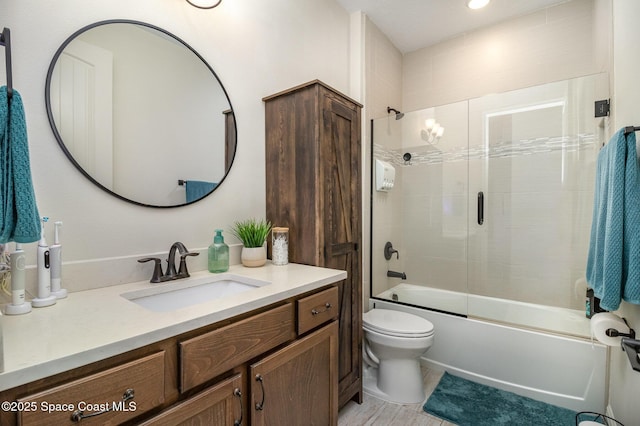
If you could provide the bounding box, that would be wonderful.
[363,309,434,338]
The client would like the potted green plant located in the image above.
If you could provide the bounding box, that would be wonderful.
[230,218,272,267]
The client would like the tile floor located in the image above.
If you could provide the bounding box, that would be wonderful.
[338,365,456,426]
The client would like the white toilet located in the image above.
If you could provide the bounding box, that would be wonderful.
[362,308,435,404]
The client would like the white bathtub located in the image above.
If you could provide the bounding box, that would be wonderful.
[372,284,607,413]
[379,283,592,338]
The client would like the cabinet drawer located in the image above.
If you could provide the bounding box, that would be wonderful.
[17,351,165,426]
[180,303,295,392]
[297,286,339,335]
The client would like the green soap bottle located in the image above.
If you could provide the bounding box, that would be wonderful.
[208,229,229,273]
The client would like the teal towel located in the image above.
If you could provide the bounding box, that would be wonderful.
[586,128,640,310]
[185,180,217,203]
[0,86,41,243]
[622,131,640,305]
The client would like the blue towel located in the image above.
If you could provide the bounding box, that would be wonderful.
[0,86,41,243]
[622,131,640,305]
[586,128,640,310]
[185,180,217,203]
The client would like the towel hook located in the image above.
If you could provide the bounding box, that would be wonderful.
[0,27,13,99]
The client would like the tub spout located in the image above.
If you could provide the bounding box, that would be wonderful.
[387,270,406,280]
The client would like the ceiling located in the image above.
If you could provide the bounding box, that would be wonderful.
[336,0,570,53]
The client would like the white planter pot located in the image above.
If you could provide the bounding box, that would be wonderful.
[241,246,267,267]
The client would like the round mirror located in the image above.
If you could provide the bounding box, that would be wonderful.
[46,20,236,207]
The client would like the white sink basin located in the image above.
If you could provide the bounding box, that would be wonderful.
[121,274,270,312]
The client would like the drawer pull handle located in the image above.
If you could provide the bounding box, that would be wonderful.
[311,303,332,316]
[70,388,135,422]
[255,374,265,411]
[233,388,243,426]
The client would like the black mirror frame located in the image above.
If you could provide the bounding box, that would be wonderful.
[45,19,237,208]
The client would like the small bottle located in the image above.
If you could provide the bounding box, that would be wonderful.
[272,227,289,266]
[208,229,229,273]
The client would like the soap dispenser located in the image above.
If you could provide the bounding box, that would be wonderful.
[208,229,229,273]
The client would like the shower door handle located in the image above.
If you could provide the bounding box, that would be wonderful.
[477,191,484,225]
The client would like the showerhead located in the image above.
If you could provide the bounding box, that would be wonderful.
[387,107,404,120]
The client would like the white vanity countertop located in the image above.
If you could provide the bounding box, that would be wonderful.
[0,262,346,392]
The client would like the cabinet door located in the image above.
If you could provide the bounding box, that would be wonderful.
[250,321,338,426]
[140,373,243,426]
[321,92,362,407]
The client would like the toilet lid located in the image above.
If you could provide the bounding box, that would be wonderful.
[363,309,434,338]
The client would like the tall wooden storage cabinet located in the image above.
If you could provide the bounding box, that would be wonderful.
[264,80,362,408]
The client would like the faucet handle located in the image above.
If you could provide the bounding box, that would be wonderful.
[384,242,399,260]
[138,257,164,283]
[178,252,199,277]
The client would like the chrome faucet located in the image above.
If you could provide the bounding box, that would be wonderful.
[138,242,199,283]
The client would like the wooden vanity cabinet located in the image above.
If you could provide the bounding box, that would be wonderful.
[0,284,339,426]
[264,80,363,408]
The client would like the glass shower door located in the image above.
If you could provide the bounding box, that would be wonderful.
[466,73,609,335]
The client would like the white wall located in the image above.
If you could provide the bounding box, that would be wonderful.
[402,0,609,111]
[608,1,640,423]
[363,15,404,308]
[0,0,353,293]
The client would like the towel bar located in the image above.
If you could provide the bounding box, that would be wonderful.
[0,27,12,99]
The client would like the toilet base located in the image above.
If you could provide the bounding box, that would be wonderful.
[363,365,392,402]
[362,359,426,404]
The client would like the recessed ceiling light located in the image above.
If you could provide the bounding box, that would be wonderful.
[467,0,490,10]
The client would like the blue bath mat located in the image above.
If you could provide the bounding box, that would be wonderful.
[423,372,578,426]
